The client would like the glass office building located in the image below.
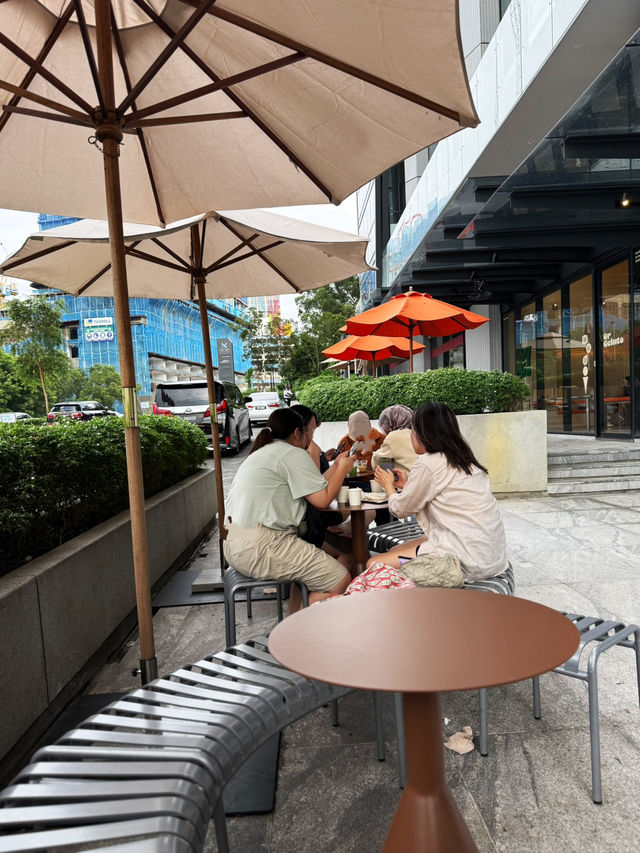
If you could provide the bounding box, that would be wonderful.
[357,0,640,437]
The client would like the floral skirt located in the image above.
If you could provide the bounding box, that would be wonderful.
[342,561,416,595]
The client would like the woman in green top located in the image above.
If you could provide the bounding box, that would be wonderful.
[224,408,354,610]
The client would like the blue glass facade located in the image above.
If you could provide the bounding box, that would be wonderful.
[37,216,251,398]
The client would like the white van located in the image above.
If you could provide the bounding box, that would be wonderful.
[153,379,252,453]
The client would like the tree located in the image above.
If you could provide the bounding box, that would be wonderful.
[281,276,361,384]
[0,350,43,415]
[83,364,123,409]
[0,295,71,413]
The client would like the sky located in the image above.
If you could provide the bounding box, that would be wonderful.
[0,193,360,312]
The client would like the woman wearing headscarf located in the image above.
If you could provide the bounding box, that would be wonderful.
[336,410,385,467]
[372,404,417,477]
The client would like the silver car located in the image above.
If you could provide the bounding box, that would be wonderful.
[246,391,287,425]
[153,379,252,453]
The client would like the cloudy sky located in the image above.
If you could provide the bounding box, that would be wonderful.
[0,194,360,313]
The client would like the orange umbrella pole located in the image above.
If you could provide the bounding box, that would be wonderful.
[95,0,156,684]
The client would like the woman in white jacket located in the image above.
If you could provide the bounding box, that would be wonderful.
[370,402,507,582]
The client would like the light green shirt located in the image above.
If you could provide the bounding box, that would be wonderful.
[227,440,328,530]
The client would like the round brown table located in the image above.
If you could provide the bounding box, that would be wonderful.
[331,498,388,575]
[269,588,579,852]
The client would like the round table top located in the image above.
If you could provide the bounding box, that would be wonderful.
[268,589,579,693]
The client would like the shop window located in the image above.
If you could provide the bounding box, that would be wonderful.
[538,291,563,430]
[599,261,631,434]
[568,275,594,433]
[515,303,537,409]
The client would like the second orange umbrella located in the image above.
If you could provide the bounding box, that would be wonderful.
[322,334,425,376]
[344,289,488,372]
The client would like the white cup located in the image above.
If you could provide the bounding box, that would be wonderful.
[348,487,362,507]
[370,480,383,493]
[338,485,349,504]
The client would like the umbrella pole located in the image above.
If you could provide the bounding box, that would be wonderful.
[95,1,156,684]
[195,276,227,570]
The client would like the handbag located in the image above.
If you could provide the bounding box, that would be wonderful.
[398,552,464,588]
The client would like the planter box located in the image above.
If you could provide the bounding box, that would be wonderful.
[315,410,547,493]
[0,466,216,763]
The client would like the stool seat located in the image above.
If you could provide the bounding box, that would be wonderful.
[533,612,640,803]
[223,567,309,647]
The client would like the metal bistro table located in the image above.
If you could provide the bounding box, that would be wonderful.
[330,496,388,575]
[269,588,579,852]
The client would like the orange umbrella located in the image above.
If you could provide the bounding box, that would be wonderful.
[344,288,489,372]
[322,334,425,376]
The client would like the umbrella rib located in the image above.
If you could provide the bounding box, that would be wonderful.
[127,111,245,128]
[221,220,301,291]
[110,10,166,226]
[199,4,463,121]
[132,0,333,201]
[205,239,285,275]
[0,1,75,136]
[1,240,77,274]
[0,29,93,115]
[118,0,219,114]
[126,247,192,274]
[1,105,100,130]
[0,80,91,124]
[125,54,304,125]
[150,238,194,272]
[204,233,260,272]
[72,0,104,108]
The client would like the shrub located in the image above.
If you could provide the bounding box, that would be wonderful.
[0,415,208,576]
[298,369,529,421]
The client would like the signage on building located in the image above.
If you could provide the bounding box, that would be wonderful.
[84,316,114,343]
[216,338,235,383]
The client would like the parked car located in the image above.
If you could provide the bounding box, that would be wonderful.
[153,379,251,453]
[0,411,32,423]
[246,391,287,426]
[47,401,114,422]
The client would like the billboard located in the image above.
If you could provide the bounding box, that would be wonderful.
[84,316,114,343]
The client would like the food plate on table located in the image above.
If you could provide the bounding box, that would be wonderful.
[361,492,388,504]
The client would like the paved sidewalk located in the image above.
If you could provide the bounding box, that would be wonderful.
[86,443,640,852]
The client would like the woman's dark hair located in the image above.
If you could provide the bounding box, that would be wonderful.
[412,402,488,475]
[249,408,304,454]
[290,404,317,429]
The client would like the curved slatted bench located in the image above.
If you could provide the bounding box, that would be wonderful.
[0,637,353,853]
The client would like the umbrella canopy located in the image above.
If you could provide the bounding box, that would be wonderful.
[0,0,477,684]
[344,289,489,372]
[1,207,372,555]
[322,334,425,362]
[1,209,373,298]
[0,0,478,223]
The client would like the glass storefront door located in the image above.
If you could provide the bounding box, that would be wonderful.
[598,260,631,436]
[538,290,563,431]
[567,275,595,434]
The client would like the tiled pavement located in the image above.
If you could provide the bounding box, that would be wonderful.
[85,437,640,852]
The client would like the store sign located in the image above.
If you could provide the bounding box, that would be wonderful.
[216,338,235,383]
[84,316,114,343]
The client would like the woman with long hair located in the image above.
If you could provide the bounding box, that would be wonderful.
[370,402,507,581]
[225,408,354,610]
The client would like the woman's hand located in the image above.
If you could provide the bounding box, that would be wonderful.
[324,447,337,461]
[374,466,396,496]
[334,451,354,474]
[393,469,408,489]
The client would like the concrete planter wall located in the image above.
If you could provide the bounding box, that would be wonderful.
[315,409,547,493]
[0,466,216,764]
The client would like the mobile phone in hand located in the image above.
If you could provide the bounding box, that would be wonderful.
[335,440,347,454]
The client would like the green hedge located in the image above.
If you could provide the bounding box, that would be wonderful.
[0,415,209,576]
[296,369,529,422]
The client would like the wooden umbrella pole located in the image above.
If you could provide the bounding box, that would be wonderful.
[194,272,227,570]
[95,0,157,684]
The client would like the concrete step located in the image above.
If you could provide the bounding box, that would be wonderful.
[548,462,640,480]
[548,449,640,466]
[548,476,640,494]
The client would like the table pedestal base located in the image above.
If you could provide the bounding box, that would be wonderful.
[350,509,368,575]
[382,692,478,853]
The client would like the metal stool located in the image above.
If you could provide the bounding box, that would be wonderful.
[223,567,309,647]
[532,613,640,803]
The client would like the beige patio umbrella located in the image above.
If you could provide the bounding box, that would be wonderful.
[0,0,478,682]
[0,206,373,647]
